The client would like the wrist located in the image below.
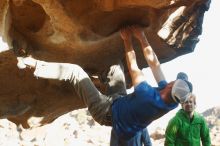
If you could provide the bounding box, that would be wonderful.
[123,38,132,45]
[140,39,150,48]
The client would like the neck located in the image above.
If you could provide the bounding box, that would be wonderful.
[185,111,194,119]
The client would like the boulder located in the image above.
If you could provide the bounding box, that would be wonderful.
[0,0,211,128]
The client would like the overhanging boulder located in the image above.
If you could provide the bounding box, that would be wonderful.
[0,0,211,128]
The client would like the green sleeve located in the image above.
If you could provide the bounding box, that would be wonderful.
[200,117,211,146]
[165,117,179,146]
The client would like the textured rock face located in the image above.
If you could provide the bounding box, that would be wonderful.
[0,0,210,128]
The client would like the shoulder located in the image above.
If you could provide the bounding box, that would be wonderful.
[194,112,207,123]
[158,80,168,88]
[166,113,181,133]
[134,81,152,91]
[194,112,204,119]
[168,112,182,125]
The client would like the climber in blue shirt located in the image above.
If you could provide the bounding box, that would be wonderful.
[111,25,193,140]
[19,25,192,146]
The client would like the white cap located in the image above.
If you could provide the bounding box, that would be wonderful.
[171,79,192,103]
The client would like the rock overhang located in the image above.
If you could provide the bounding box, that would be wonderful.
[0,0,211,128]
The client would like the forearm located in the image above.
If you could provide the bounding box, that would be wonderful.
[165,130,176,145]
[126,51,139,73]
[139,38,160,68]
[165,135,176,146]
[201,135,211,146]
[165,120,178,146]
[130,26,162,75]
[138,37,165,82]
[123,40,144,86]
[201,121,211,146]
[123,40,138,68]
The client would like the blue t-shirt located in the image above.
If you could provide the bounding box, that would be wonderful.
[111,80,178,139]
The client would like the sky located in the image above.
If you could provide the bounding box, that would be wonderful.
[0,0,219,130]
[144,0,220,131]
[143,0,219,112]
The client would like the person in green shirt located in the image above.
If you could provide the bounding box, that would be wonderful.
[165,94,211,146]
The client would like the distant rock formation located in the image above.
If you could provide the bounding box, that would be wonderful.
[202,107,220,146]
[202,106,220,118]
[0,0,211,128]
